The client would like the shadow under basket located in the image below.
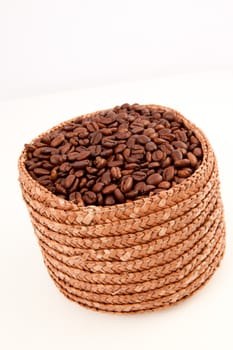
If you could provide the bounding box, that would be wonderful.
[18,104,226,313]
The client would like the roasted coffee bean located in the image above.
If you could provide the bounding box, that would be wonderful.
[158,181,171,189]
[137,135,151,144]
[102,184,118,195]
[101,170,111,185]
[72,160,89,169]
[50,134,65,147]
[125,189,138,199]
[146,173,162,185]
[92,182,104,193]
[193,147,202,158]
[148,161,160,169]
[114,188,125,203]
[64,174,76,189]
[114,144,127,153]
[102,137,117,148]
[33,168,50,176]
[121,175,133,193]
[97,193,104,205]
[174,159,191,168]
[105,195,115,205]
[172,140,188,149]
[133,171,147,181]
[50,168,58,181]
[177,168,193,178]
[152,150,164,161]
[145,142,157,152]
[163,166,175,181]
[90,131,102,145]
[69,177,80,192]
[110,166,121,179]
[171,149,183,161]
[187,152,198,167]
[26,103,203,206]
[83,191,97,205]
[95,157,107,169]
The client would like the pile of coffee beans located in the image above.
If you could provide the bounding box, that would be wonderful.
[25,103,203,206]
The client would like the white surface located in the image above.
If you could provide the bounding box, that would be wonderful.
[2,0,233,99]
[0,70,233,350]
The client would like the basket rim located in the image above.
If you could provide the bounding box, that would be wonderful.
[18,103,213,214]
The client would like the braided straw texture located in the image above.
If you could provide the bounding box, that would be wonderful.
[18,104,226,313]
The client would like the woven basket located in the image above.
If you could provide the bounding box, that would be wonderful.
[18,104,226,313]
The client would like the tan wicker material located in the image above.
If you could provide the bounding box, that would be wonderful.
[18,104,226,313]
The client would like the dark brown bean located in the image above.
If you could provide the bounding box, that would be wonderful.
[102,184,118,195]
[145,142,157,151]
[163,166,175,181]
[72,160,89,169]
[171,149,183,161]
[146,173,162,185]
[193,147,203,158]
[174,159,191,168]
[83,191,97,205]
[110,167,121,179]
[177,168,193,178]
[92,182,104,193]
[137,135,150,144]
[105,195,115,205]
[152,150,164,161]
[50,134,65,147]
[120,176,133,193]
[158,181,171,189]
[114,188,125,203]
[187,152,198,167]
[133,171,147,181]
[90,131,102,145]
[64,174,76,189]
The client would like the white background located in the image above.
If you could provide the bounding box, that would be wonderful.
[1,1,233,350]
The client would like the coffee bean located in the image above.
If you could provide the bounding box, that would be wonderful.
[163,166,175,181]
[146,173,162,185]
[83,191,97,205]
[152,150,164,161]
[114,188,125,203]
[101,170,111,185]
[114,144,127,153]
[177,168,193,178]
[50,134,65,147]
[133,171,147,181]
[125,189,138,199]
[34,168,50,176]
[102,184,118,195]
[105,195,115,205]
[171,149,183,161]
[72,160,89,169]
[92,182,104,193]
[64,174,76,189]
[110,166,121,179]
[145,142,157,152]
[90,131,102,145]
[26,103,203,207]
[95,157,107,169]
[158,181,171,189]
[174,159,191,168]
[193,147,202,158]
[137,135,151,144]
[121,175,133,193]
[102,137,117,148]
[172,141,188,149]
[187,152,198,167]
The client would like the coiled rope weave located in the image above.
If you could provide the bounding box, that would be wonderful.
[18,104,226,313]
